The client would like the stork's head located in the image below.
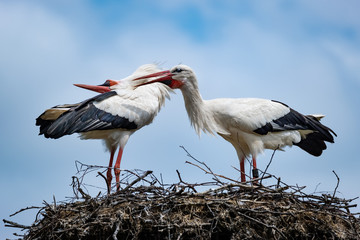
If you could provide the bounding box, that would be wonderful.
[73,64,167,93]
[134,64,197,90]
[74,79,118,93]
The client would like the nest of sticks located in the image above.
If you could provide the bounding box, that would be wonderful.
[4,147,360,239]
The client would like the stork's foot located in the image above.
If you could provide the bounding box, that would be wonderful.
[252,168,259,179]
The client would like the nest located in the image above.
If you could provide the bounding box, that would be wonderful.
[4,147,360,239]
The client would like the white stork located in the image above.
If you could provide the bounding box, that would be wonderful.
[135,64,337,182]
[36,64,172,191]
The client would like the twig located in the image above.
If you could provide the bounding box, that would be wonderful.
[98,171,111,195]
[260,147,278,185]
[176,169,197,193]
[3,219,31,229]
[53,195,57,210]
[235,209,287,238]
[332,170,340,200]
[185,160,240,184]
[180,146,222,183]
[121,170,153,192]
[75,160,108,185]
[113,222,120,240]
[9,206,41,217]
[72,176,91,199]
[176,169,183,183]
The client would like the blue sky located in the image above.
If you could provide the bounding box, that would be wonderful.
[1,0,360,238]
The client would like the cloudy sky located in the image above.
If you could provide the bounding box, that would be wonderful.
[1,0,360,238]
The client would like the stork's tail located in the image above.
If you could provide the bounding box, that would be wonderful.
[294,114,337,156]
[307,114,325,121]
[36,104,77,138]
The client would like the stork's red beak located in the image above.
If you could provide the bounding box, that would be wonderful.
[134,70,183,89]
[74,80,118,93]
[134,70,171,81]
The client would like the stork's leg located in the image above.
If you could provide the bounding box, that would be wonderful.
[240,157,246,182]
[252,156,259,179]
[106,148,116,193]
[114,147,124,191]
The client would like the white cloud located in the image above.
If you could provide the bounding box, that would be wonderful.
[0,2,79,77]
[323,39,360,86]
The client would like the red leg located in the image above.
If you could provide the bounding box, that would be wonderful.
[240,157,246,182]
[114,147,123,191]
[106,148,116,192]
[252,156,257,169]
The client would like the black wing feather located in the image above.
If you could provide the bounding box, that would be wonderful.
[253,100,336,156]
[36,91,138,139]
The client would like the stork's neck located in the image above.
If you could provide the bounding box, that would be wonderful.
[181,83,219,136]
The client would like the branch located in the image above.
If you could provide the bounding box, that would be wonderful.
[260,147,278,185]
[176,169,197,193]
[71,176,91,199]
[97,171,111,195]
[180,146,222,183]
[185,160,240,184]
[121,170,153,192]
[9,206,41,217]
[332,170,340,200]
[3,219,31,229]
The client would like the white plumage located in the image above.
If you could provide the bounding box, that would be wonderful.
[135,64,336,182]
[36,64,172,191]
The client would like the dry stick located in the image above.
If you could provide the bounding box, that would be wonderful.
[72,175,91,199]
[35,206,47,222]
[176,169,197,193]
[332,170,340,201]
[231,165,252,183]
[74,160,110,196]
[9,206,41,217]
[112,222,121,240]
[176,169,184,183]
[185,160,241,185]
[200,183,260,195]
[121,170,153,192]
[75,160,108,184]
[75,160,107,172]
[98,171,111,195]
[71,176,80,199]
[122,169,154,185]
[234,209,286,238]
[13,233,25,238]
[276,177,281,189]
[3,219,31,229]
[53,195,57,210]
[180,146,222,184]
[181,146,244,185]
[260,147,278,185]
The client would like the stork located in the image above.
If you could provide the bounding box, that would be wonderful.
[135,64,337,182]
[36,64,172,191]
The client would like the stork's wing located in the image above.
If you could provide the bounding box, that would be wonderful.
[253,100,336,142]
[36,91,138,139]
[208,98,336,156]
[208,98,292,134]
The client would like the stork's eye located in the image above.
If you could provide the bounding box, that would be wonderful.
[173,68,183,73]
[101,80,111,87]
[100,79,117,87]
